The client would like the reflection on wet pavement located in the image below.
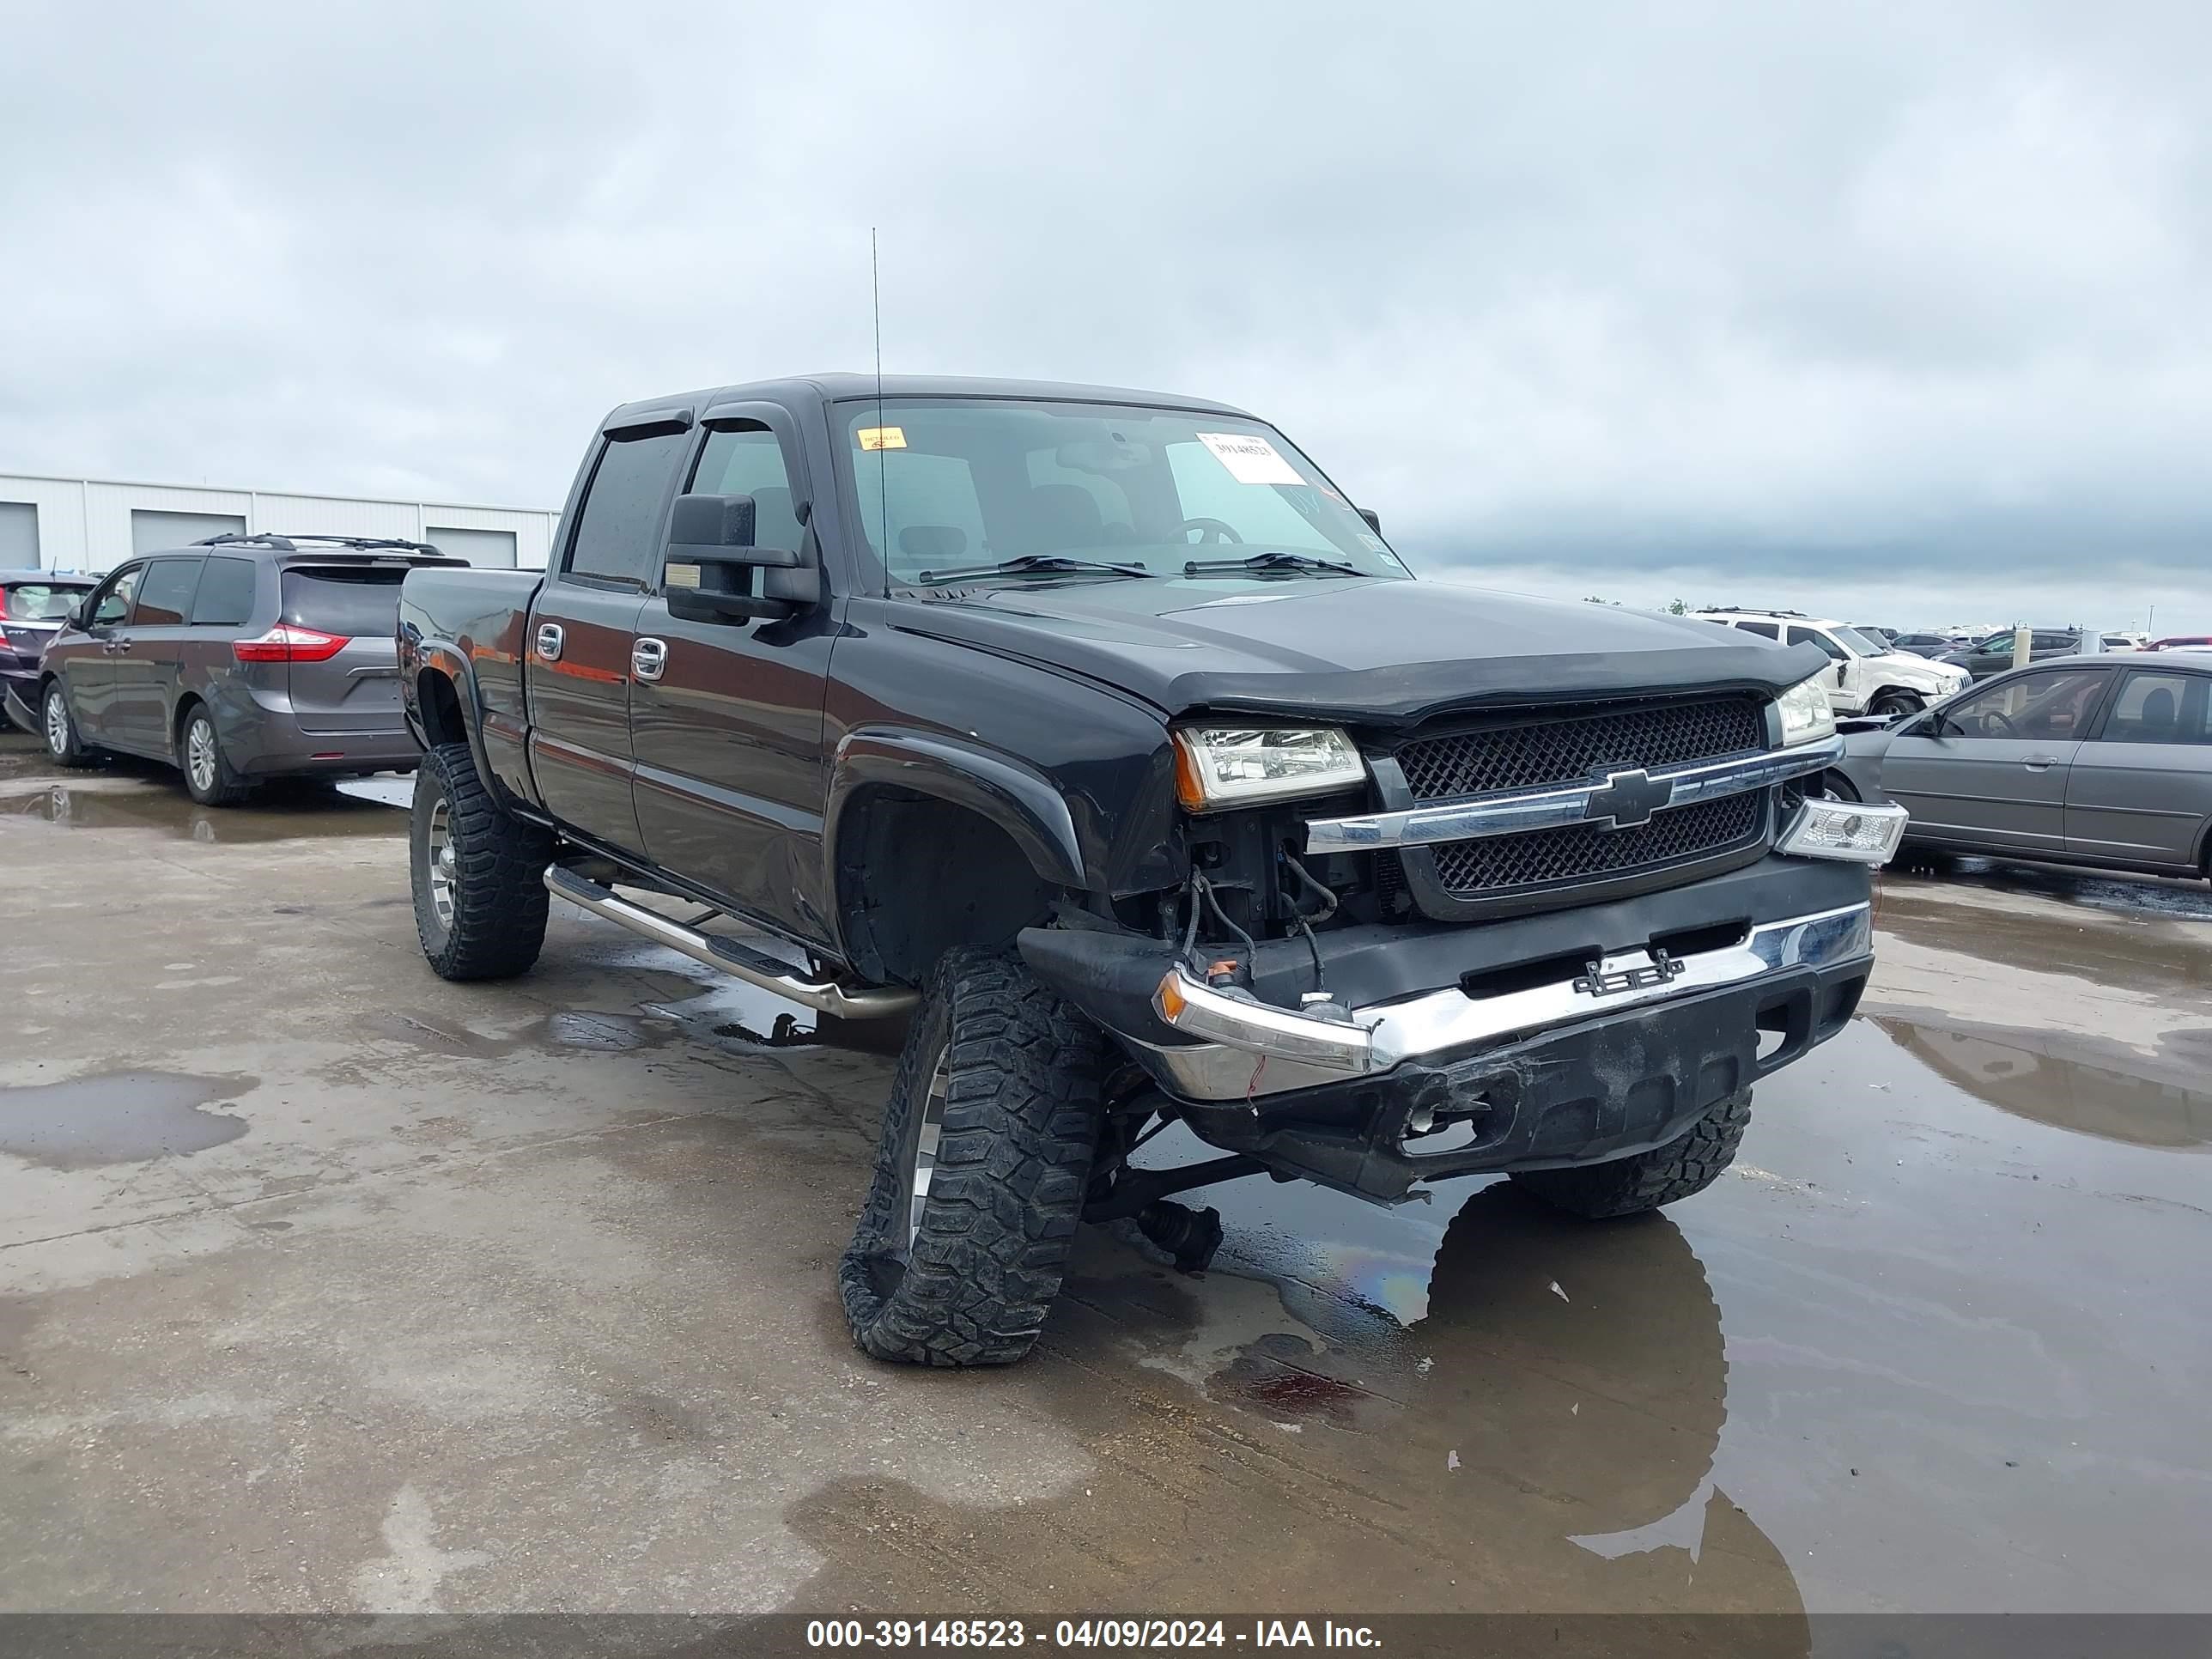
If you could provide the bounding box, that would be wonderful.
[0,778,406,842]
[1871,1011,2212,1148]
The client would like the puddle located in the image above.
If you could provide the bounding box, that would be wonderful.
[0,780,407,842]
[0,1071,256,1169]
[1870,1011,2212,1149]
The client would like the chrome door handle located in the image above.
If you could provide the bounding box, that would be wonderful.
[534,623,564,661]
[631,637,668,683]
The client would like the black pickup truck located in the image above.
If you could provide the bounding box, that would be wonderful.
[398,374,1905,1367]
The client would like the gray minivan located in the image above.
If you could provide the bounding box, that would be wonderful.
[26,535,460,804]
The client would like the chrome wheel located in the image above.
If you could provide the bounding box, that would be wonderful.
[903,1043,950,1251]
[185,719,218,793]
[426,798,457,927]
[43,690,69,758]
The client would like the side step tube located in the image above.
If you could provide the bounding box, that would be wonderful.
[543,865,918,1020]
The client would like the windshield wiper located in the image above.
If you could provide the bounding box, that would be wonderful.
[914,553,1155,583]
[1181,550,1364,578]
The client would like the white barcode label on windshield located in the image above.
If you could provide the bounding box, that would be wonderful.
[1195,431,1304,485]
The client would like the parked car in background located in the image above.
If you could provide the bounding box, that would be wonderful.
[1938,628,2085,681]
[21,534,459,803]
[2149,635,2212,653]
[1692,609,1968,717]
[0,569,98,731]
[2099,632,2147,653]
[1825,655,2212,882]
[1850,624,1900,649]
[1886,631,1967,658]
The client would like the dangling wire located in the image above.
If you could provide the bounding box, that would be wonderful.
[1193,872,1256,970]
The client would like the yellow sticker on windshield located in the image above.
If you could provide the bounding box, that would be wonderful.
[856,426,907,450]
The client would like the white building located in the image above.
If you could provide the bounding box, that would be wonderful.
[0,471,559,572]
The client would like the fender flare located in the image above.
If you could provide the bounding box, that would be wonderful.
[825,727,1089,891]
[406,640,501,799]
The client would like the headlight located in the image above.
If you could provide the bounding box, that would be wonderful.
[1171,725,1367,811]
[1775,673,1837,746]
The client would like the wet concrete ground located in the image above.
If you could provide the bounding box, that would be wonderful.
[0,732,2206,1618]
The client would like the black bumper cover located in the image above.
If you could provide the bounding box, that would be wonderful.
[1020,854,1874,1201]
[1169,957,1867,1201]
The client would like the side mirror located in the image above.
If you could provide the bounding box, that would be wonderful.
[68,599,91,631]
[1834,662,1849,686]
[661,493,821,624]
[1358,507,1382,535]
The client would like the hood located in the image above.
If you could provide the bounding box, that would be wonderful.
[1869,650,1963,683]
[892,576,1830,727]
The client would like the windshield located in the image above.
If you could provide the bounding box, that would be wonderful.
[836,398,1407,586]
[3,582,91,622]
[1831,625,1886,655]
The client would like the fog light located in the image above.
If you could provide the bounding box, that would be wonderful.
[1778,799,1909,866]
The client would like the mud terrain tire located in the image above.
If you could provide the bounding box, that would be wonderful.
[840,947,1106,1366]
[1509,1090,1752,1218]
[411,741,553,981]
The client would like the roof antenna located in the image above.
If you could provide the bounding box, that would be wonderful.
[872,227,888,559]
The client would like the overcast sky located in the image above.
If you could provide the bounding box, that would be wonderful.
[4,2,2208,629]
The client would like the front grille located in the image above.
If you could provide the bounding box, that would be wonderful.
[1431,791,1765,898]
[1395,696,1765,803]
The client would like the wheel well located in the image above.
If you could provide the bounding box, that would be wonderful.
[835,785,1063,988]
[171,693,204,749]
[1820,769,1861,802]
[416,669,467,750]
[1870,685,1924,707]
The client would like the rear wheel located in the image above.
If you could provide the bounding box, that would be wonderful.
[1509,1091,1751,1218]
[839,947,1106,1366]
[179,706,252,805]
[41,683,98,769]
[410,741,553,981]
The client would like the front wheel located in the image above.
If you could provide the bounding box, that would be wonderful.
[1869,690,1924,718]
[410,741,553,981]
[1509,1091,1751,1218]
[839,947,1107,1366]
[41,684,99,769]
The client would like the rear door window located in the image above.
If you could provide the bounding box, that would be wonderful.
[280,566,408,635]
[1786,625,1848,659]
[190,556,258,627]
[1732,620,1780,640]
[566,429,690,586]
[2102,672,2210,745]
[130,557,204,626]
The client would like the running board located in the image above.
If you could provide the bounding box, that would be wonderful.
[542,865,918,1020]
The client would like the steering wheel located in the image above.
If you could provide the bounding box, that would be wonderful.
[1982,710,2019,738]
[1174,517,1243,545]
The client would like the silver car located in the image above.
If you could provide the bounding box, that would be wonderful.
[1826,655,2212,880]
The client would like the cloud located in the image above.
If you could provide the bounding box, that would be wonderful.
[1,2,2206,623]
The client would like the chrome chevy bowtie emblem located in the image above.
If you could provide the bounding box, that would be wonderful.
[1583,768,1672,830]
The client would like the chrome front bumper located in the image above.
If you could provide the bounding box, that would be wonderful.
[1146,901,1874,1101]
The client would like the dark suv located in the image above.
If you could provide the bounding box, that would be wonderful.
[27,534,460,803]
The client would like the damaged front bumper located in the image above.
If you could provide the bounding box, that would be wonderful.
[1019,854,1877,1201]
